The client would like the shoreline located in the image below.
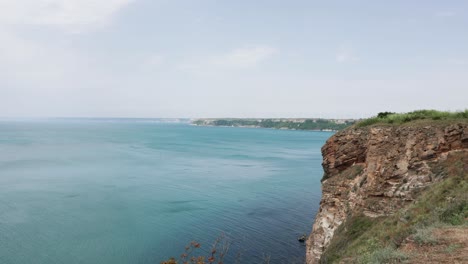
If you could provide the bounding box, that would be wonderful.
[190,123,339,132]
[190,118,355,132]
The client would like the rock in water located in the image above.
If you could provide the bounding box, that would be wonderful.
[298,234,307,243]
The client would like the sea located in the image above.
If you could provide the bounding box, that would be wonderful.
[0,119,332,264]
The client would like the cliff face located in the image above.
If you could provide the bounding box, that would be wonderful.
[306,122,468,263]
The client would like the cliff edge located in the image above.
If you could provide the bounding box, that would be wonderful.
[306,120,468,263]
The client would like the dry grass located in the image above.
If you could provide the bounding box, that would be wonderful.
[402,227,468,264]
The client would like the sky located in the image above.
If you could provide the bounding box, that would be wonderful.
[0,0,467,118]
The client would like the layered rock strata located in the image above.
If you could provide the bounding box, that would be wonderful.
[306,122,468,263]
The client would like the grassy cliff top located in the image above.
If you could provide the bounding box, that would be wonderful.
[355,110,468,128]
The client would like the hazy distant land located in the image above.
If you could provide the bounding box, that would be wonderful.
[191,118,356,131]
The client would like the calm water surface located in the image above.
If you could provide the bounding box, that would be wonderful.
[0,120,332,263]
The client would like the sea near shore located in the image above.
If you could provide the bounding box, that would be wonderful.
[0,119,332,263]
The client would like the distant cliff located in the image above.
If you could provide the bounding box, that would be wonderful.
[191,118,355,131]
[306,118,468,263]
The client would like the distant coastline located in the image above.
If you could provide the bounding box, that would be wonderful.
[191,118,356,131]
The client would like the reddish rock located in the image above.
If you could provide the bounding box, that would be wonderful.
[306,122,468,264]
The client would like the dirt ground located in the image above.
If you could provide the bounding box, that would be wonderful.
[401,227,468,264]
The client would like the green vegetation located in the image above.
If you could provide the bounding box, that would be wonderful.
[320,151,468,263]
[321,164,364,182]
[195,110,468,131]
[366,247,409,264]
[319,214,375,263]
[345,165,364,180]
[413,226,438,246]
[356,109,468,127]
[444,243,462,253]
[193,118,354,131]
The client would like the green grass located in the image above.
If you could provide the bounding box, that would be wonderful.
[319,215,375,263]
[319,151,468,263]
[355,110,468,127]
[444,243,462,253]
[321,164,364,182]
[413,226,438,246]
[362,246,409,264]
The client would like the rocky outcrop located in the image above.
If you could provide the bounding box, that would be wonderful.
[306,122,468,263]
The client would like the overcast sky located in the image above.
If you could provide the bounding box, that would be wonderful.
[1,0,467,118]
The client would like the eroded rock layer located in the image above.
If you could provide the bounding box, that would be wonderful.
[306,122,468,263]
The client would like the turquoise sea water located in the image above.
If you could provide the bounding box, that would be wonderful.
[0,120,332,263]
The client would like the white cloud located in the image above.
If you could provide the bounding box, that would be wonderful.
[180,46,278,73]
[0,28,69,82]
[146,54,164,67]
[447,59,468,65]
[435,11,456,18]
[212,46,277,68]
[0,0,134,32]
[335,48,359,63]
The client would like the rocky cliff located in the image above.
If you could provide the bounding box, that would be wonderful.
[306,122,468,263]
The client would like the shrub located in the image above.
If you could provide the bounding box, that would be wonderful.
[377,112,396,119]
[444,244,462,253]
[413,227,438,246]
[367,247,409,264]
[440,200,468,225]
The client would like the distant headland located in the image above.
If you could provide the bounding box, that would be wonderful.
[191,118,356,131]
